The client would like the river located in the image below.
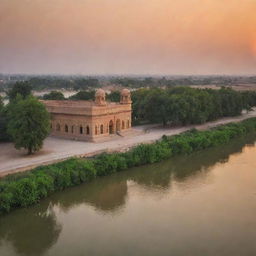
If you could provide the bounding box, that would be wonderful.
[1,135,256,256]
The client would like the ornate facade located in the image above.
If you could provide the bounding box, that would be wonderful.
[42,89,132,142]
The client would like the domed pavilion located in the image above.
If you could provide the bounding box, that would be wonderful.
[42,89,132,142]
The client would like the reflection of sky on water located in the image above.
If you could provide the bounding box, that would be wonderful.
[0,135,256,256]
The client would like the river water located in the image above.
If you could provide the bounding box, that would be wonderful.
[1,136,256,256]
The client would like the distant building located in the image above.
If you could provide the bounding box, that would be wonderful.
[42,89,132,142]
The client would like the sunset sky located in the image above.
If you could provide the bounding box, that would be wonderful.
[0,0,256,75]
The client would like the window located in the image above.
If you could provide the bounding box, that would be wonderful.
[86,126,90,135]
[95,125,98,135]
[122,121,125,129]
[100,124,104,134]
[80,126,83,134]
[65,125,68,133]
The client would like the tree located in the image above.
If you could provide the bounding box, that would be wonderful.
[144,89,169,126]
[7,81,32,102]
[69,90,95,100]
[43,91,65,100]
[7,96,50,154]
[0,96,3,111]
[0,96,11,142]
[107,91,120,102]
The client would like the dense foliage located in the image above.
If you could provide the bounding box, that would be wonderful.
[1,117,256,214]
[69,90,95,100]
[7,81,32,102]
[7,96,50,154]
[132,87,256,125]
[43,91,65,100]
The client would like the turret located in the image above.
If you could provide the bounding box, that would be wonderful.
[120,89,131,104]
[95,89,106,106]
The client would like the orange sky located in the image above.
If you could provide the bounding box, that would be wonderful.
[0,0,256,75]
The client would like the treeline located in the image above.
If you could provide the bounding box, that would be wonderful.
[1,117,256,214]
[3,77,101,91]
[132,87,256,125]
[38,86,256,126]
[42,89,121,102]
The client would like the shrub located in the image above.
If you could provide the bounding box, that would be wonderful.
[1,117,256,215]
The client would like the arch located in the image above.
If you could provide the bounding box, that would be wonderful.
[71,125,74,133]
[122,120,125,129]
[127,120,130,128]
[86,126,90,135]
[95,125,98,135]
[116,119,121,132]
[80,126,83,134]
[65,124,68,133]
[100,124,104,134]
[56,123,61,131]
[109,120,114,134]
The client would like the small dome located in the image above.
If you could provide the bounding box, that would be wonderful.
[121,88,130,96]
[95,89,105,97]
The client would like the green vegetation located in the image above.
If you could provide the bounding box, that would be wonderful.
[7,81,32,102]
[43,91,65,100]
[1,117,256,214]
[106,91,121,102]
[7,96,50,154]
[69,90,95,100]
[132,87,256,125]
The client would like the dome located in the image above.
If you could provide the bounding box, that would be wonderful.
[121,88,130,96]
[95,89,105,97]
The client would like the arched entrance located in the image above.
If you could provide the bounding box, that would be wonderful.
[109,120,114,134]
[116,119,121,132]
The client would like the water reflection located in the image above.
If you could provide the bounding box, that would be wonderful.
[0,204,61,256]
[51,135,256,214]
[0,134,255,256]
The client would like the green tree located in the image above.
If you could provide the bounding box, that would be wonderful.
[107,91,120,102]
[7,81,32,102]
[7,96,50,154]
[43,91,65,100]
[69,90,95,100]
[0,96,3,111]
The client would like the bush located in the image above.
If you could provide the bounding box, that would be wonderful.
[1,117,256,214]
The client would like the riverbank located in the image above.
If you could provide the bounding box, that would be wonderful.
[1,108,256,177]
[1,117,256,214]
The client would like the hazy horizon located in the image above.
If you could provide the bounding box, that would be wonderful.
[1,0,256,75]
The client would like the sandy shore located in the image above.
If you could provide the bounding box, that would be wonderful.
[1,109,256,177]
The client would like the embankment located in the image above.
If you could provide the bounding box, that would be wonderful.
[1,117,256,215]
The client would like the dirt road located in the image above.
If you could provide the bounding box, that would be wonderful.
[1,109,256,177]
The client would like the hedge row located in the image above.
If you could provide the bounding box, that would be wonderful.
[1,117,256,214]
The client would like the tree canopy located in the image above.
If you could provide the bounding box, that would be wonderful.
[43,91,65,100]
[69,90,95,100]
[131,87,255,126]
[7,96,50,154]
[7,81,32,102]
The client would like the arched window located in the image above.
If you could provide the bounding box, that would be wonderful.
[100,124,104,134]
[65,125,68,133]
[56,123,61,131]
[95,125,98,135]
[80,126,83,134]
[122,121,125,129]
[86,126,90,135]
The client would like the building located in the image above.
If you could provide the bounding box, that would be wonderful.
[42,89,132,142]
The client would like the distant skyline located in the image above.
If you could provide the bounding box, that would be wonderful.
[1,0,256,75]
